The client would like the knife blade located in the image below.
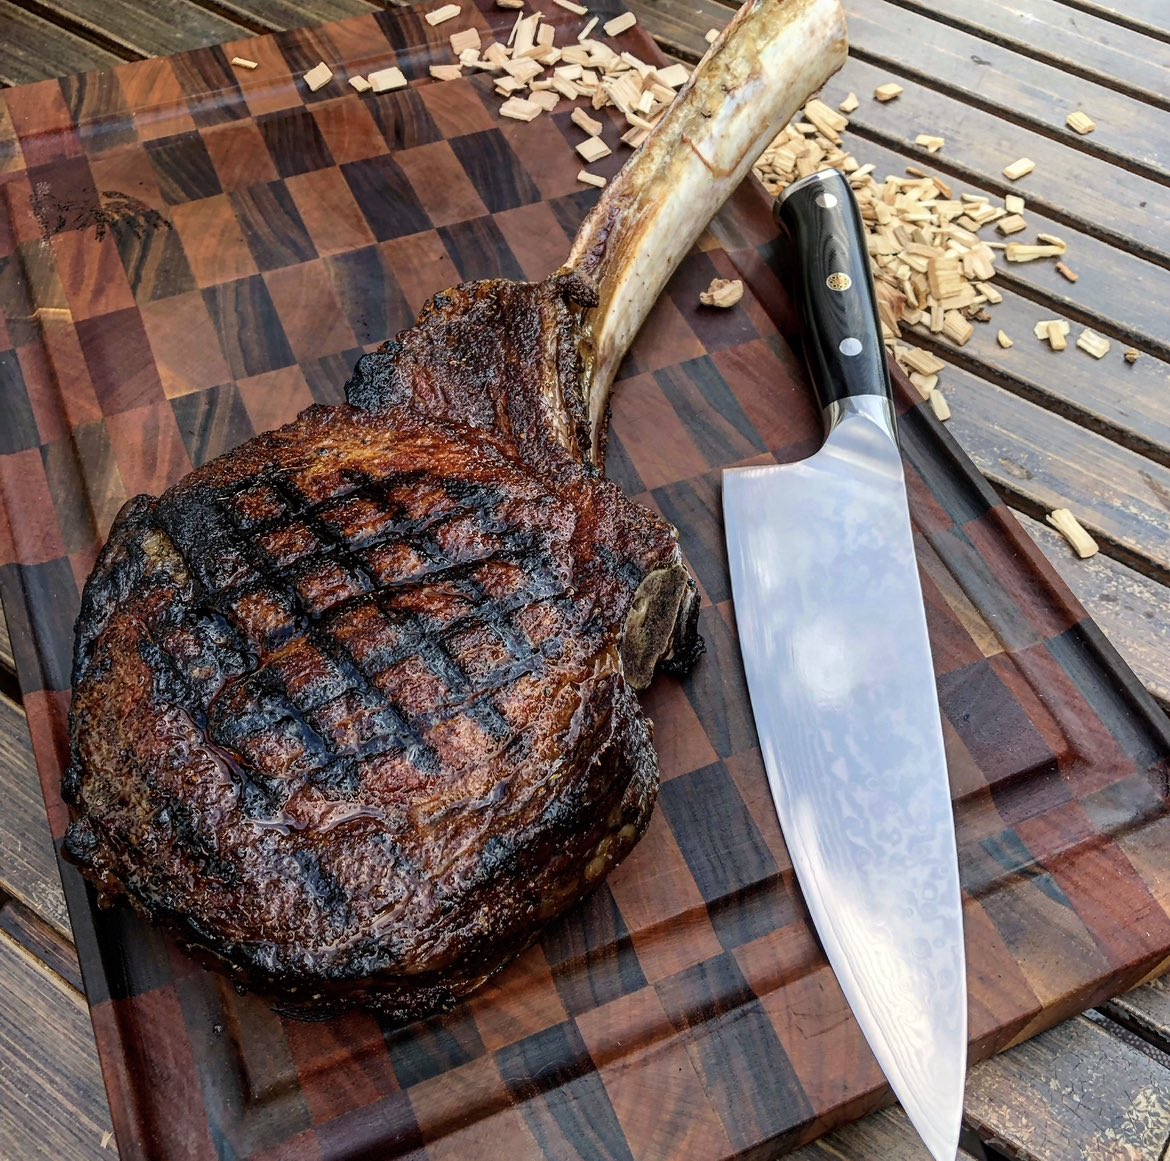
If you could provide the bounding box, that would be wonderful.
[722,168,967,1160]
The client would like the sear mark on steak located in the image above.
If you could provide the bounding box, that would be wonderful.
[65,275,701,1020]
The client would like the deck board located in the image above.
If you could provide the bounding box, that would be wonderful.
[845,0,1170,182]
[0,691,70,938]
[0,2,123,86]
[891,0,1170,109]
[26,0,250,61]
[942,363,1170,580]
[0,928,113,1161]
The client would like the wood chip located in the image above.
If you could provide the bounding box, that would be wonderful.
[655,63,690,88]
[1066,111,1096,135]
[578,15,598,40]
[1055,262,1078,282]
[927,257,964,299]
[915,134,944,153]
[901,347,945,376]
[874,83,903,102]
[1124,348,1140,364]
[499,96,543,121]
[349,75,372,92]
[942,310,973,346]
[576,135,612,162]
[430,64,464,81]
[369,66,409,92]
[699,277,744,308]
[1005,243,1064,262]
[839,91,859,114]
[1035,319,1070,350]
[996,330,1013,348]
[995,214,1027,236]
[449,27,481,53]
[425,3,462,24]
[1004,194,1025,214]
[571,106,604,135]
[577,169,607,188]
[1046,508,1098,558]
[1076,328,1110,358]
[230,56,259,70]
[497,0,525,7]
[907,371,937,399]
[928,389,951,421]
[512,12,541,54]
[620,125,649,147]
[527,89,560,111]
[704,27,720,43]
[1034,319,1066,339]
[1002,157,1035,181]
[1036,232,1067,252]
[603,11,637,36]
[554,0,589,11]
[303,62,334,91]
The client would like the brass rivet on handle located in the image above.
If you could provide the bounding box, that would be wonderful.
[826,272,852,291]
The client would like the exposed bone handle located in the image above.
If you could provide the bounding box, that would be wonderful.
[565,0,848,461]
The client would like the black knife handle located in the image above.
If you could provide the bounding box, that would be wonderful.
[774,169,892,415]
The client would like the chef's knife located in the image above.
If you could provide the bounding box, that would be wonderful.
[722,168,967,1160]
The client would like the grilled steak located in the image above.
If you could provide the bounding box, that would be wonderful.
[62,0,847,1020]
[64,277,698,1018]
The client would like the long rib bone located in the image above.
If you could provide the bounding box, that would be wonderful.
[565,0,848,460]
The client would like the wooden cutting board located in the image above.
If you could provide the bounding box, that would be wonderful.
[2,2,1170,1157]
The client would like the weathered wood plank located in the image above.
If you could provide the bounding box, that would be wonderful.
[964,1015,1170,1160]
[939,363,1170,582]
[844,0,1170,182]
[826,134,1170,360]
[29,0,249,62]
[1104,975,1170,1062]
[0,1,124,86]
[1015,513,1170,708]
[892,0,1170,110]
[0,897,82,993]
[820,57,1170,268]
[187,0,381,35]
[1056,0,1170,41]
[909,285,1170,461]
[0,690,70,937]
[787,1106,981,1159]
[0,927,115,1161]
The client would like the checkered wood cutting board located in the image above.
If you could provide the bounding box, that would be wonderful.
[2,1,1170,1156]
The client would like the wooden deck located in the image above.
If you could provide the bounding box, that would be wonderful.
[2,0,1169,1157]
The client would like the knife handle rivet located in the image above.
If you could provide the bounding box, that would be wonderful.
[839,337,863,356]
[816,192,839,209]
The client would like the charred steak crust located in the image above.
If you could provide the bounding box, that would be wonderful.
[65,276,701,1018]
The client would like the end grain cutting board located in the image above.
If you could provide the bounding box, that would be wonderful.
[2,1,1170,1157]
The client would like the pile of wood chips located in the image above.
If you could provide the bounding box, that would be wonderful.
[748,92,1122,429]
[422,4,693,185]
